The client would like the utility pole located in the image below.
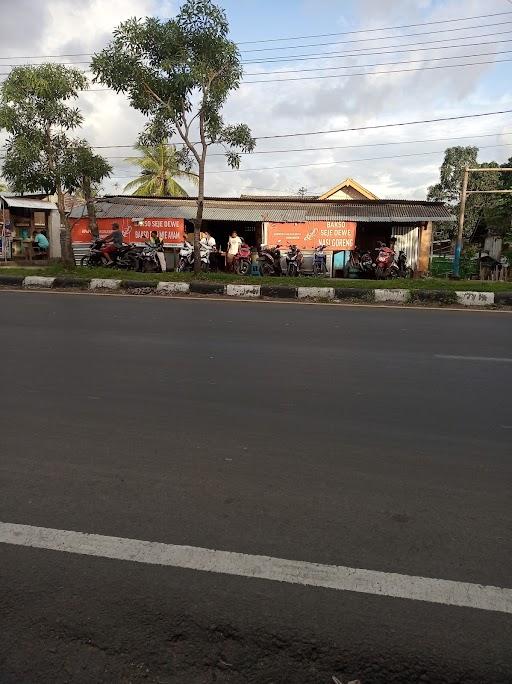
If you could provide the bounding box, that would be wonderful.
[453,166,469,278]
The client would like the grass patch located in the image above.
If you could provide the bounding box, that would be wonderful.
[2,263,511,292]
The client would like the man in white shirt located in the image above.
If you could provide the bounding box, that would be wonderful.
[226,230,242,271]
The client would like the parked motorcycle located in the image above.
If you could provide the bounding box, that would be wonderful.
[137,242,166,273]
[390,249,413,278]
[199,242,214,272]
[312,244,327,276]
[286,244,304,276]
[374,245,396,279]
[259,244,282,276]
[347,248,374,278]
[176,240,194,272]
[233,240,252,275]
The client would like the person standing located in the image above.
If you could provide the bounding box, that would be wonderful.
[226,230,242,272]
[149,230,167,272]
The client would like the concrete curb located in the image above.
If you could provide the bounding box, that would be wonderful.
[23,276,56,288]
[1,275,509,308]
[89,278,122,290]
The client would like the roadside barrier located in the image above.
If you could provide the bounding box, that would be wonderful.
[0,275,509,308]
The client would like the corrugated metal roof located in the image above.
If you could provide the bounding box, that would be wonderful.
[69,196,453,223]
[1,194,58,211]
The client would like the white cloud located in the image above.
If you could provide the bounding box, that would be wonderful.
[2,0,512,199]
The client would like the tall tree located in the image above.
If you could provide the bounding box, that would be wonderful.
[0,64,111,262]
[124,142,198,197]
[93,0,255,272]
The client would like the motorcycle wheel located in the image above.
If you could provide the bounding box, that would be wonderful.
[287,264,298,277]
[80,255,92,268]
[375,266,385,279]
[125,254,139,270]
[260,262,273,276]
[238,260,251,276]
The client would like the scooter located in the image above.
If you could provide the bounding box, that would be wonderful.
[312,244,327,276]
[176,240,194,272]
[286,244,304,276]
[390,249,413,278]
[259,244,282,276]
[374,245,395,279]
[137,242,166,272]
[233,241,252,275]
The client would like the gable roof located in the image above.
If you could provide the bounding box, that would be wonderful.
[319,178,378,200]
[69,195,454,223]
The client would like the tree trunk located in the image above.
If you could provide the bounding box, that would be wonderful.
[193,159,205,274]
[57,186,74,266]
[84,177,98,238]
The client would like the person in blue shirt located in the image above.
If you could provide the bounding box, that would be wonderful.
[33,229,49,251]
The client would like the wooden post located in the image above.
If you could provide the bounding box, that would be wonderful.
[453,165,469,278]
[418,221,433,274]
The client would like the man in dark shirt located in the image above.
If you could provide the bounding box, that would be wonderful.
[101,223,124,264]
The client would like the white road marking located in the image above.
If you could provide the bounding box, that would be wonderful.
[1,522,511,614]
[435,354,512,363]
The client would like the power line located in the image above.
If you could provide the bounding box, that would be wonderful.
[78,110,512,150]
[3,110,507,154]
[244,57,512,84]
[202,142,512,174]
[240,19,512,53]
[0,13,511,67]
[2,48,511,80]
[84,130,512,159]
[243,28,512,63]
[1,30,511,73]
[0,10,509,60]
[100,142,512,177]
[4,52,505,87]
[236,10,512,44]
[243,49,512,78]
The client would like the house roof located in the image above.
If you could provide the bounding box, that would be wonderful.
[69,195,454,223]
[0,194,57,211]
[319,178,379,200]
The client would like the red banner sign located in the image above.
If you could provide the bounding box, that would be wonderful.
[266,220,357,251]
[72,217,184,245]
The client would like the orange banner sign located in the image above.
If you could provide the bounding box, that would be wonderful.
[72,217,185,245]
[266,220,357,251]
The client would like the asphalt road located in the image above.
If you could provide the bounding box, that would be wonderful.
[1,290,511,683]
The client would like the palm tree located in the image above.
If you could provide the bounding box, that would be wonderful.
[124,143,198,196]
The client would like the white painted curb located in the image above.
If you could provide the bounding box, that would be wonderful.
[456,291,495,306]
[23,276,56,288]
[297,287,335,300]
[89,278,122,290]
[156,281,190,294]
[226,284,261,298]
[374,289,410,303]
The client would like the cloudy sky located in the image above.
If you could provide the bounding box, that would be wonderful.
[1,0,512,199]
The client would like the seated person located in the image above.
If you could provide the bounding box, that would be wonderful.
[33,229,49,251]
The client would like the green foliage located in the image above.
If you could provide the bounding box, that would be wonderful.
[92,0,255,177]
[124,142,198,196]
[61,142,112,194]
[0,64,111,262]
[428,146,512,239]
